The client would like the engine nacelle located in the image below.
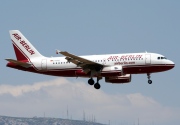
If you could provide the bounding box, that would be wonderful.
[105,74,131,84]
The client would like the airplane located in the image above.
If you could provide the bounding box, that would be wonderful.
[6,30,175,89]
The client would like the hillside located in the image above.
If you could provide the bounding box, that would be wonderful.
[0,116,106,125]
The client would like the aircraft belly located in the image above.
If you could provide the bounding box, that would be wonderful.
[123,64,172,74]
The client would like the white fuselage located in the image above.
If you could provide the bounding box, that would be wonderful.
[27,52,174,76]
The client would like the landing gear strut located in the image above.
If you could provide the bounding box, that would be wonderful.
[147,73,152,84]
[94,77,101,89]
[87,77,101,89]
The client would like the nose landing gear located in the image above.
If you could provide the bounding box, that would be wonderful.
[147,73,152,84]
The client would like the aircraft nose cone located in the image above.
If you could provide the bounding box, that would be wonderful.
[172,62,175,68]
[169,60,175,69]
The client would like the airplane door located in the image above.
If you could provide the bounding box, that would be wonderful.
[41,59,47,70]
[103,58,106,65]
[145,54,151,64]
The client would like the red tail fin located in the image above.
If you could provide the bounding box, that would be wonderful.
[9,30,44,61]
[12,41,28,61]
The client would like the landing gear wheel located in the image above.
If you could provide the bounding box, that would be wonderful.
[94,83,101,89]
[147,73,152,84]
[88,78,94,85]
[148,80,152,84]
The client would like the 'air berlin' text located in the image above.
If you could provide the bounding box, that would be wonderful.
[12,33,35,55]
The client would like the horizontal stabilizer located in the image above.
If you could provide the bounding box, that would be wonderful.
[5,59,32,68]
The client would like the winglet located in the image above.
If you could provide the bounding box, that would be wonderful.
[56,50,61,54]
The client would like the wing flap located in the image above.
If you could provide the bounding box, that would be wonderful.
[60,51,96,64]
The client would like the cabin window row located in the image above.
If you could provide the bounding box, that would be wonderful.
[53,62,70,64]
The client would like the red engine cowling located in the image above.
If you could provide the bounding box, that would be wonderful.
[105,74,131,84]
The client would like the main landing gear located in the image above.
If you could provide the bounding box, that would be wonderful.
[147,73,152,84]
[88,77,101,89]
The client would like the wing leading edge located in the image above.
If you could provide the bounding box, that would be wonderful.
[57,50,104,73]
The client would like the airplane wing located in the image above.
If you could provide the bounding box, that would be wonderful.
[5,59,32,68]
[57,50,103,73]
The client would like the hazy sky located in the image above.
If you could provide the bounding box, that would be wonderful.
[0,1,179,125]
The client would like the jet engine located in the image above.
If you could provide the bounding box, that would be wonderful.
[105,74,131,84]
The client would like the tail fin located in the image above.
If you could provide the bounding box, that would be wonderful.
[9,30,43,61]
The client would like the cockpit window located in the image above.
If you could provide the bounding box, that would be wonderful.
[157,57,167,60]
[162,57,167,59]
